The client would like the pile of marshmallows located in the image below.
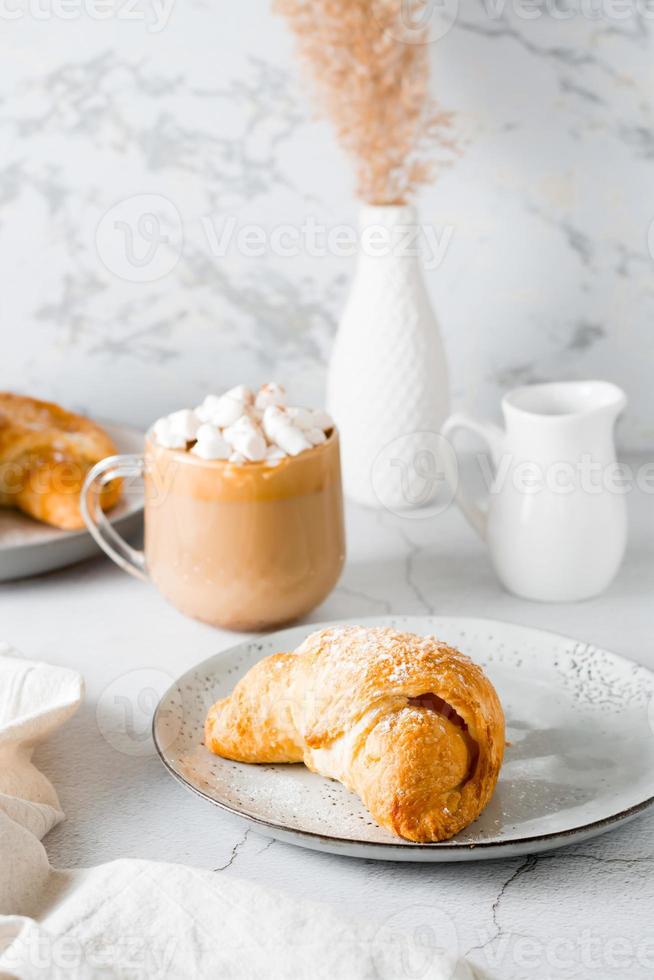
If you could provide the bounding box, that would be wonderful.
[152,383,334,464]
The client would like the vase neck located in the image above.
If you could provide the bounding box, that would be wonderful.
[354,204,424,272]
[358,204,417,230]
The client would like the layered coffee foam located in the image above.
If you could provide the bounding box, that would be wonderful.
[152,383,334,465]
[144,429,345,630]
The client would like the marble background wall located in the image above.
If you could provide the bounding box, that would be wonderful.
[1,1,653,447]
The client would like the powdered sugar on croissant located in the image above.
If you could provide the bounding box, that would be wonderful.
[205,625,505,843]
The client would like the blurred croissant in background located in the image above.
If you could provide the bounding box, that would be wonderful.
[0,393,121,530]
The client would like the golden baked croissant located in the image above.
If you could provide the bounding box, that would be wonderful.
[205,625,505,843]
[0,392,121,530]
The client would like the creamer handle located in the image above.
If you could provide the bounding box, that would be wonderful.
[440,414,503,540]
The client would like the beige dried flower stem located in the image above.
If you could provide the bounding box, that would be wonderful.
[274,0,454,205]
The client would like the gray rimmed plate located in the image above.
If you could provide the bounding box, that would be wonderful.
[153,616,654,862]
[0,422,144,581]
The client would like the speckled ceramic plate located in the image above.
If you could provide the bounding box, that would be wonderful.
[0,422,144,581]
[153,616,654,862]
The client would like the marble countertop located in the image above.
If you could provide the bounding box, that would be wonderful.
[2,469,653,980]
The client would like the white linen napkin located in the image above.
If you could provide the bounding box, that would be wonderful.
[0,647,487,980]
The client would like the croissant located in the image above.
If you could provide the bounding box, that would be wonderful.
[205,625,505,843]
[0,392,121,530]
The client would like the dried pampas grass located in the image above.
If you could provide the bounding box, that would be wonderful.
[274,0,453,205]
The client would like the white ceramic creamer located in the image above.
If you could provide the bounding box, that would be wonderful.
[441,381,628,602]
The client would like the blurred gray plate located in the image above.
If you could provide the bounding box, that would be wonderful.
[0,422,143,581]
[154,616,654,862]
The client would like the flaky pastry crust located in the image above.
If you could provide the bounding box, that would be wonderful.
[0,392,121,530]
[205,625,505,842]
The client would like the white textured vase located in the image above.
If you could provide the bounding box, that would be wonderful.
[327,204,450,509]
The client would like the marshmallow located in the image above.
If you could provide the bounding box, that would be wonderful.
[223,416,267,461]
[311,408,334,431]
[272,422,312,457]
[262,405,312,456]
[196,394,244,428]
[153,382,329,464]
[286,406,314,431]
[255,382,286,411]
[305,426,327,446]
[223,414,258,443]
[168,408,201,442]
[265,444,287,465]
[224,384,254,407]
[195,395,219,423]
[262,405,285,439]
[240,430,267,461]
[191,423,231,460]
[152,416,187,449]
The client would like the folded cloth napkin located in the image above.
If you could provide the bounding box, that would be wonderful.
[0,647,486,980]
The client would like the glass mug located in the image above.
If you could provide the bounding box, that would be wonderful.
[81,428,346,630]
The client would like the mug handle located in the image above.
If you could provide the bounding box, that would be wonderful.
[81,454,148,582]
[441,413,504,540]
